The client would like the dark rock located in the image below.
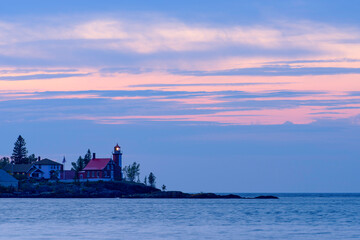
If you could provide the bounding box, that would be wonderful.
[0,193,14,198]
[254,195,279,199]
[190,193,242,199]
[126,191,190,198]
[190,193,219,198]
[126,192,244,199]
[221,194,242,199]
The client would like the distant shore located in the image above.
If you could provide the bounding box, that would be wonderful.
[0,180,278,199]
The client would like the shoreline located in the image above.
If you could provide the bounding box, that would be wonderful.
[0,180,278,199]
[0,191,278,199]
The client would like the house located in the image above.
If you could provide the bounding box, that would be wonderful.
[3,164,44,179]
[0,169,18,189]
[34,158,63,179]
[3,158,63,180]
[79,144,122,181]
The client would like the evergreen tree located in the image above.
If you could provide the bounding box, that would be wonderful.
[11,135,28,164]
[144,176,147,186]
[148,172,156,187]
[83,149,92,166]
[71,156,85,179]
[0,157,10,169]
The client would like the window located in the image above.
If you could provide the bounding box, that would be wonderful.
[92,171,95,177]
[97,171,100,177]
[87,171,90,178]
[104,171,107,177]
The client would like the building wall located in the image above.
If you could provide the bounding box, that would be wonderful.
[112,153,122,168]
[30,171,43,179]
[79,169,118,180]
[35,165,61,179]
[61,170,75,180]
[119,154,122,168]
[84,170,108,179]
[78,161,121,180]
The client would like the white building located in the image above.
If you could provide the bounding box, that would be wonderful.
[34,158,63,179]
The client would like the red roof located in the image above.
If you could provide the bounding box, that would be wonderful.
[83,158,111,170]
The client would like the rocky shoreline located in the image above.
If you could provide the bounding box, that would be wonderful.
[0,181,278,199]
[124,191,278,199]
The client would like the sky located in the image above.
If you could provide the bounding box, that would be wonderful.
[1,0,360,192]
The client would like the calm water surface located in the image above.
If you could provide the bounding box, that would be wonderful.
[0,194,359,239]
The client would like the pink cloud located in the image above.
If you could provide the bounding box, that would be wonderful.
[1,68,360,126]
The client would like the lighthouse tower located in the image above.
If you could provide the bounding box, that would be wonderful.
[113,144,123,180]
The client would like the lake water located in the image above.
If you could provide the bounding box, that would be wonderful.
[0,194,359,239]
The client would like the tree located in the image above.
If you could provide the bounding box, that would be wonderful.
[50,170,59,180]
[162,184,166,191]
[0,157,10,169]
[71,149,92,180]
[123,162,140,182]
[71,156,85,180]
[148,172,156,187]
[144,176,147,186]
[83,149,92,166]
[11,135,28,164]
[26,154,37,164]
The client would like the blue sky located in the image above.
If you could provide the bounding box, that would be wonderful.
[0,0,360,192]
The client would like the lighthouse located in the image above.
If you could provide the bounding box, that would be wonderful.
[113,144,123,180]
